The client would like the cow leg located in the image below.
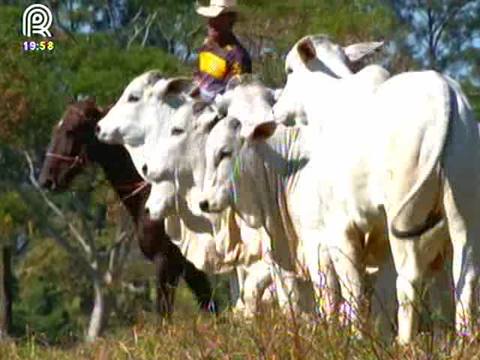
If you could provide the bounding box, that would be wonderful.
[300,229,340,319]
[241,261,273,316]
[443,177,480,336]
[426,259,454,334]
[389,234,429,344]
[270,265,301,315]
[231,267,245,313]
[370,255,397,341]
[327,223,366,329]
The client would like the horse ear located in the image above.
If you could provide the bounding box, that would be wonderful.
[297,37,317,64]
[97,103,114,117]
[66,95,75,105]
[85,96,96,106]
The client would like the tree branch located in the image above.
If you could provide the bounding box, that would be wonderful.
[432,2,469,55]
[141,11,158,48]
[24,151,93,259]
[43,226,96,278]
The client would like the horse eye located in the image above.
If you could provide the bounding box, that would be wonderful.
[171,127,184,136]
[128,94,140,102]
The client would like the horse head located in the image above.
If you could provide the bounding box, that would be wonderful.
[38,98,105,190]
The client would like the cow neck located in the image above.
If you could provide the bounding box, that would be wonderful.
[232,125,307,272]
[122,99,182,180]
[230,125,307,223]
[176,194,214,235]
[256,125,308,194]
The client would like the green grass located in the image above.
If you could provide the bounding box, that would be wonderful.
[2,284,480,360]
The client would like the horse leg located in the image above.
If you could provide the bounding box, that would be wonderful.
[140,217,182,318]
[182,255,218,313]
[154,251,179,318]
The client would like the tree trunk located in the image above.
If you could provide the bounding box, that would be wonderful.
[86,275,108,342]
[0,246,12,340]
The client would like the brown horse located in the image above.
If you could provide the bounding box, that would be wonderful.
[38,98,217,317]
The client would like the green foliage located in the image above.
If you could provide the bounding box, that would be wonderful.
[238,0,396,49]
[0,191,29,240]
[0,5,188,148]
[60,39,187,105]
[387,0,480,79]
[13,239,87,343]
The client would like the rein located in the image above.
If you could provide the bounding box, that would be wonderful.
[116,180,149,202]
[47,152,149,202]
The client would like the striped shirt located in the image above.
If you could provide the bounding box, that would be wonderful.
[194,36,252,102]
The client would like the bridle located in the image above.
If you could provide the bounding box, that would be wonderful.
[45,152,88,172]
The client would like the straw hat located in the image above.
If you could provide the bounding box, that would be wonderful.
[196,0,238,18]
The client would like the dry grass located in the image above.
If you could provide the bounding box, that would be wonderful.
[2,312,480,359]
[2,285,480,360]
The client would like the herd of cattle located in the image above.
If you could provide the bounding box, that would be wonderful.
[41,34,480,344]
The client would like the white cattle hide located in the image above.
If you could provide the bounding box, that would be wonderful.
[96,71,275,315]
[272,35,479,343]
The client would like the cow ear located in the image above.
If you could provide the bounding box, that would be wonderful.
[226,75,242,92]
[343,41,384,64]
[297,37,317,64]
[192,101,210,115]
[162,77,193,98]
[214,92,232,117]
[202,111,222,133]
[242,121,277,142]
[229,118,241,132]
[147,70,164,86]
[270,88,283,102]
[264,87,280,105]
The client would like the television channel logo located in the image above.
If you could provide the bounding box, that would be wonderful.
[22,4,53,38]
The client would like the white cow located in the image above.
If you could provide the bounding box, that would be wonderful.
[275,34,390,128]
[96,71,288,315]
[276,36,466,341]
[142,97,315,315]
[278,34,454,335]
[200,37,477,344]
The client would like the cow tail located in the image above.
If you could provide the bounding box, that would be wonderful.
[390,79,454,238]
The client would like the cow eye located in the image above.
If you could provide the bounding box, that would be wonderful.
[215,149,231,167]
[286,67,293,75]
[171,127,184,136]
[219,149,231,160]
[128,94,141,102]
